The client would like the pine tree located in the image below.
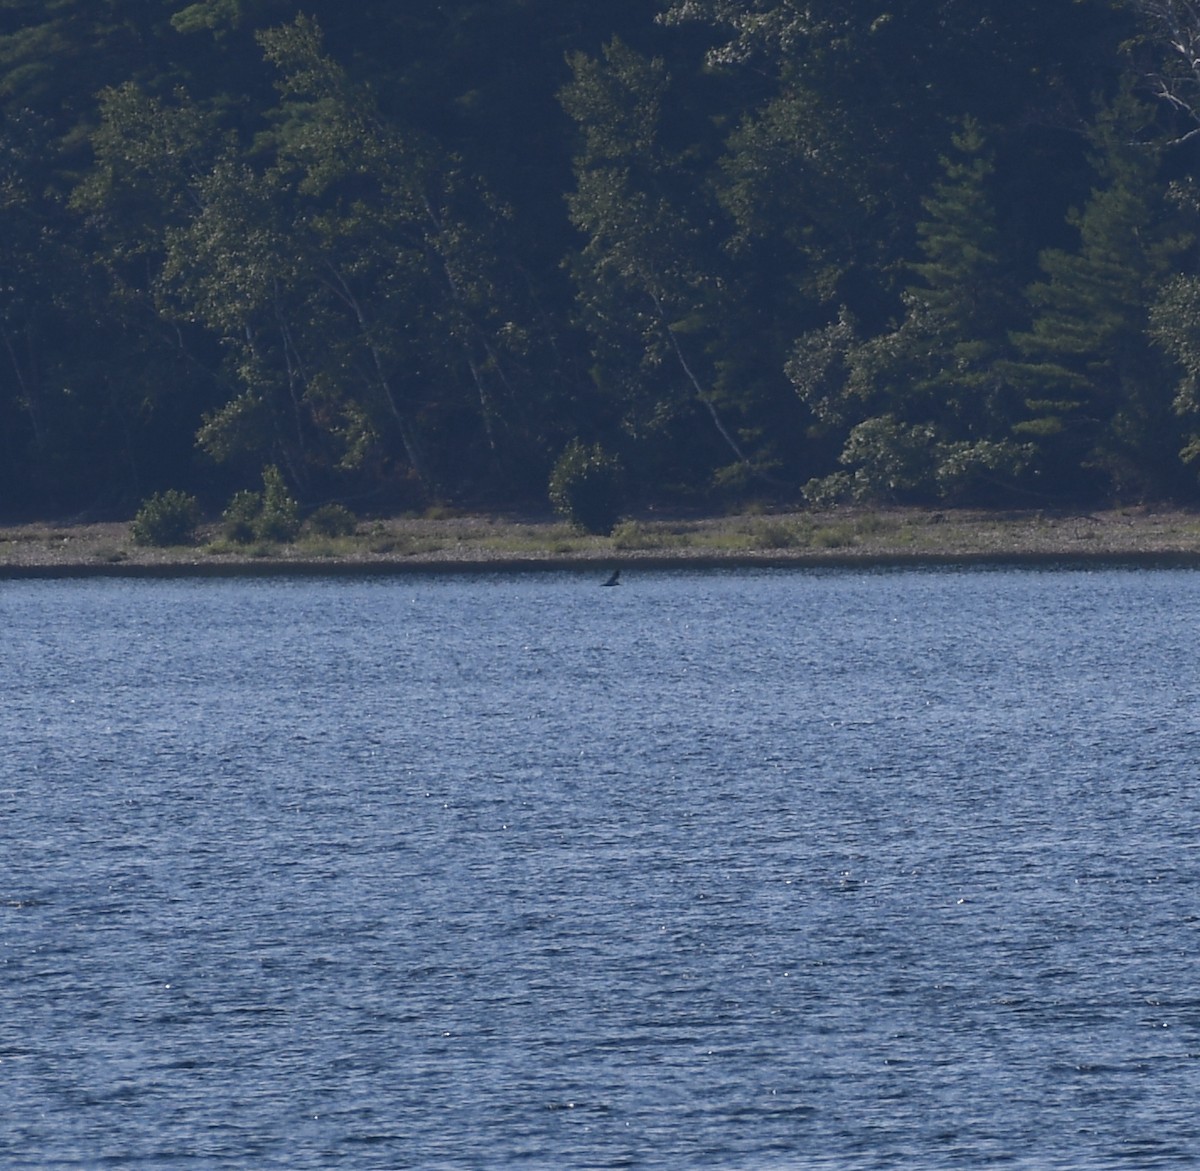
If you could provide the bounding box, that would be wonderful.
[904,119,1022,432]
[1011,90,1190,500]
[793,119,1029,503]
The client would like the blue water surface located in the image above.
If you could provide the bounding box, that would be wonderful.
[2,566,1199,1169]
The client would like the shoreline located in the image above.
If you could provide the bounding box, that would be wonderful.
[6,552,1200,580]
[5,505,1200,576]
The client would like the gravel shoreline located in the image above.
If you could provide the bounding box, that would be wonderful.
[4,506,1200,575]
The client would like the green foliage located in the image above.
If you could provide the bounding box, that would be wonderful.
[548,441,625,534]
[0,0,1196,517]
[131,490,201,546]
[221,489,262,543]
[839,417,941,502]
[306,502,357,537]
[933,439,1032,503]
[258,465,300,541]
[561,39,760,489]
[802,471,854,508]
[790,122,1032,505]
[218,466,300,542]
[1010,89,1190,499]
[803,418,1031,505]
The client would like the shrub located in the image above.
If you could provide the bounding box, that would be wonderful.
[258,465,300,542]
[222,489,262,544]
[548,440,624,535]
[610,520,660,550]
[221,466,301,544]
[131,490,201,547]
[934,439,1032,504]
[306,502,357,538]
[802,471,853,508]
[751,519,799,549]
[841,416,941,501]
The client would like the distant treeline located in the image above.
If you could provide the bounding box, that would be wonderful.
[5,0,1200,517]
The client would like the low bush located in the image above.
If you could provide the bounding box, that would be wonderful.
[220,466,302,544]
[548,440,624,535]
[131,490,201,546]
[258,465,300,542]
[221,489,262,544]
[751,519,799,549]
[306,502,357,538]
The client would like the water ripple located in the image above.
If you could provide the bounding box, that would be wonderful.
[2,569,1200,1168]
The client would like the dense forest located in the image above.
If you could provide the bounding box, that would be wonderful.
[5,0,1200,520]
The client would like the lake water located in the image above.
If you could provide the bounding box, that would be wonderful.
[3,565,1200,1169]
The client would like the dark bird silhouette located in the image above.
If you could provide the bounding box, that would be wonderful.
[601,568,621,587]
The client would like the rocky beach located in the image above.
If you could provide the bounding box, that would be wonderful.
[4,506,1200,575]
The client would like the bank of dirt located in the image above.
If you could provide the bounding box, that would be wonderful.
[3,506,1200,575]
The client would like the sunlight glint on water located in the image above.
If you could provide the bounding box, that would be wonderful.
[2,567,1199,1169]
